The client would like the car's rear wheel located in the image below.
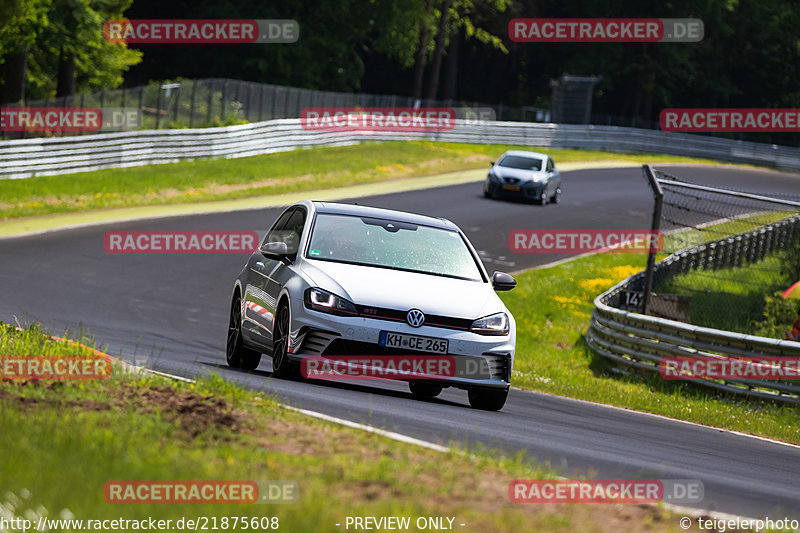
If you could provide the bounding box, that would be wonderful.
[409,382,443,399]
[272,301,300,379]
[226,295,262,370]
[551,187,561,204]
[468,388,508,411]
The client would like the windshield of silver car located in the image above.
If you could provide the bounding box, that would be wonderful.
[306,214,484,281]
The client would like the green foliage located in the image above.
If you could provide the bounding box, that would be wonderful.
[753,291,800,339]
[27,0,141,98]
[0,0,51,57]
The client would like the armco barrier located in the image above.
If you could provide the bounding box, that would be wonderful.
[586,214,800,403]
[3,119,800,179]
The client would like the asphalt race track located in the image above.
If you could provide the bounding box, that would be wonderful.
[2,164,800,519]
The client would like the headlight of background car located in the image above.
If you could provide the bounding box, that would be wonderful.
[470,312,509,336]
[304,288,358,316]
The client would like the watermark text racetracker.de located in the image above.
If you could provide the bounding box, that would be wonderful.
[0,107,141,132]
[509,479,703,504]
[104,19,299,43]
[104,480,297,504]
[104,231,259,255]
[509,229,663,254]
[661,108,800,132]
[661,356,800,381]
[509,18,703,42]
[1,356,112,379]
[299,106,496,132]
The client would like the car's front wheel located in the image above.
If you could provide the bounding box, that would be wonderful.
[409,382,443,399]
[539,187,549,205]
[272,301,300,379]
[468,388,508,411]
[226,295,262,370]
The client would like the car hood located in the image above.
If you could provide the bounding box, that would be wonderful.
[493,166,547,182]
[299,259,502,319]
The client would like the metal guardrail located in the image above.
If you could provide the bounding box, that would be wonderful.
[586,214,800,403]
[4,119,800,179]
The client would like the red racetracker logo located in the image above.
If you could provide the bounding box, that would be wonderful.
[510,230,663,253]
[301,355,457,380]
[1,356,112,379]
[510,480,662,503]
[509,19,703,43]
[660,356,800,381]
[300,107,456,131]
[104,231,259,254]
[1,107,142,132]
[660,108,800,132]
[104,19,298,43]
[104,481,298,504]
[509,479,703,504]
[1,107,100,132]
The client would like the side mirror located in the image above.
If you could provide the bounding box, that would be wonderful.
[489,161,495,166]
[491,271,516,291]
[260,241,289,261]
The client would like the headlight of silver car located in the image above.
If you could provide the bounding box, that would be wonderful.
[470,312,509,336]
[304,288,358,316]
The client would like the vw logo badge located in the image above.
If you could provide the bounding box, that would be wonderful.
[406,309,425,328]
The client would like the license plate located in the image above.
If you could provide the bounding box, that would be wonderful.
[379,331,448,354]
[503,184,521,191]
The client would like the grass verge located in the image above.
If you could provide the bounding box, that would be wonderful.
[0,324,696,533]
[499,252,800,445]
[2,140,732,220]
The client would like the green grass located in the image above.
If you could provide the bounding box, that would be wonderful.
[1,140,731,220]
[499,252,800,445]
[656,254,792,333]
[0,324,692,533]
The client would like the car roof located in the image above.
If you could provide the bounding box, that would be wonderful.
[499,150,549,160]
[310,201,457,230]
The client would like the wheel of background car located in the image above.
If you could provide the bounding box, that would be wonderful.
[272,301,300,379]
[468,388,508,411]
[226,295,262,370]
[551,187,561,204]
[409,382,443,399]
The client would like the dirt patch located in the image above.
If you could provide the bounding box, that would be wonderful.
[112,383,246,437]
[0,380,246,438]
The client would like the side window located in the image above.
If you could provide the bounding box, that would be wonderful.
[282,208,307,257]
[264,208,295,245]
[546,158,554,172]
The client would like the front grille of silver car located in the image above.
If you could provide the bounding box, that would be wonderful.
[294,330,339,355]
[483,353,510,381]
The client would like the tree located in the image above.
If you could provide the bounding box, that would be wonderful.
[0,0,50,103]
[24,0,141,100]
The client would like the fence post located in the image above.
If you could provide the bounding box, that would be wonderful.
[641,165,663,315]
[155,85,163,129]
[206,80,213,125]
[189,80,197,128]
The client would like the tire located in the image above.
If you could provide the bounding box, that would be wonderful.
[551,187,561,204]
[468,388,508,411]
[409,382,443,399]
[272,301,300,379]
[226,295,262,370]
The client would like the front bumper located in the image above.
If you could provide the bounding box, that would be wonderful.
[287,307,514,390]
[485,178,546,200]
